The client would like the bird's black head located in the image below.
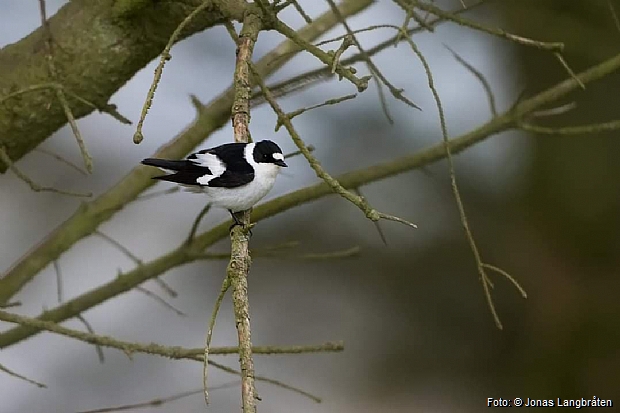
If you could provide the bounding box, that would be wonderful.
[253,140,287,167]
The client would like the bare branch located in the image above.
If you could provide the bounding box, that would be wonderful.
[0,309,336,402]
[226,12,262,413]
[0,362,46,388]
[444,45,497,117]
[519,119,620,135]
[0,309,343,359]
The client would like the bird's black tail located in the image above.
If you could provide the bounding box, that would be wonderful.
[142,158,210,186]
[141,158,190,171]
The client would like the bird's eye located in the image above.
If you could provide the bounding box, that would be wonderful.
[263,154,268,159]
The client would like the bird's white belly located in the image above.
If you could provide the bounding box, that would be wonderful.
[203,176,277,212]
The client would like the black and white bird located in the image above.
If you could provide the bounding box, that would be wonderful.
[141,140,287,225]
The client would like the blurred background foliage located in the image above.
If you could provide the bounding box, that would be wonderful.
[1,0,619,411]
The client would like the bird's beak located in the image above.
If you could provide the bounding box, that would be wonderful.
[274,160,288,167]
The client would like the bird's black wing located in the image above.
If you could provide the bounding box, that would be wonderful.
[193,143,250,169]
[196,143,255,188]
[206,169,254,188]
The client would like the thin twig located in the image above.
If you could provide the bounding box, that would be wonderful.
[35,148,88,176]
[77,382,240,413]
[135,286,186,316]
[53,260,105,362]
[134,187,180,202]
[330,34,354,74]
[203,275,231,405]
[554,53,585,90]
[530,102,577,118]
[96,230,142,265]
[0,83,59,104]
[290,0,313,23]
[251,62,417,231]
[76,314,106,363]
[403,33,524,329]
[411,0,563,51]
[198,245,360,260]
[0,362,46,388]
[481,264,527,298]
[276,93,357,130]
[394,0,435,33]
[353,187,387,245]
[519,119,620,135]
[38,0,92,172]
[96,230,177,297]
[326,0,421,120]
[132,0,213,144]
[53,260,63,303]
[0,83,130,125]
[186,203,212,245]
[254,1,487,106]
[444,44,497,117]
[0,147,92,198]
[208,360,322,403]
[0,301,21,309]
[608,0,620,35]
[284,144,315,159]
[272,18,371,92]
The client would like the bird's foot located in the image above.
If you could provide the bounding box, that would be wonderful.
[228,222,254,237]
[228,210,254,237]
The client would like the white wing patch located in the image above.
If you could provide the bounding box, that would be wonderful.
[192,152,226,185]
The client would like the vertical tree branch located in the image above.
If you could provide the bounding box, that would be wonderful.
[228,12,262,413]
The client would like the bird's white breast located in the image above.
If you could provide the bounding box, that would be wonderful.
[204,162,280,212]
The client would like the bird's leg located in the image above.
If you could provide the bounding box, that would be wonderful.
[229,210,242,227]
[229,210,253,236]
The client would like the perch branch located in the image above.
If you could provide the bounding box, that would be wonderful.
[226,12,262,413]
